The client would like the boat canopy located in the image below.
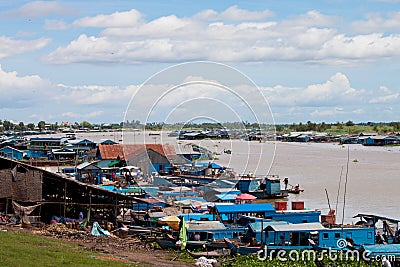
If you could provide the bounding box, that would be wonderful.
[353,213,400,237]
[265,222,325,232]
[215,194,237,201]
[249,220,290,232]
[187,221,227,231]
[363,244,400,257]
[215,203,274,214]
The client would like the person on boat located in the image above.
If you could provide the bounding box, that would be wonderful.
[284,177,289,190]
[260,177,266,190]
[294,184,301,191]
[249,237,258,247]
[376,231,386,244]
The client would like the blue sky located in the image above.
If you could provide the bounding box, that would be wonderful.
[1,1,400,125]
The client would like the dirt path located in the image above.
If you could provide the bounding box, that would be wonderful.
[1,224,194,267]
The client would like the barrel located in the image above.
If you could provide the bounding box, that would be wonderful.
[292,201,305,210]
[275,201,288,211]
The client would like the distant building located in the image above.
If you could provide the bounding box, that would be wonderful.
[96,144,184,176]
[29,137,66,158]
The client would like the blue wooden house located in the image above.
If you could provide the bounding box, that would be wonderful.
[0,146,29,160]
[65,138,96,157]
[263,222,375,250]
[29,137,66,158]
[362,135,399,146]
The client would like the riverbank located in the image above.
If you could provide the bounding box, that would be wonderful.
[0,224,194,267]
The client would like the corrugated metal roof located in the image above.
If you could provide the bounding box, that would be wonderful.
[187,221,227,231]
[267,222,325,232]
[98,144,176,160]
[76,161,100,170]
[216,203,275,213]
[215,194,237,201]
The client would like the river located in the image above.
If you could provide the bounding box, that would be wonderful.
[50,131,400,223]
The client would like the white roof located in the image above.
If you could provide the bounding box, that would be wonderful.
[268,222,325,232]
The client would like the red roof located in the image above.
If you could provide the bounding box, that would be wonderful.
[98,144,176,160]
[235,193,257,200]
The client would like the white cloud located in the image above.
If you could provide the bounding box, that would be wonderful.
[0,63,398,123]
[221,5,273,21]
[281,10,339,27]
[45,19,69,30]
[264,73,365,107]
[72,9,142,28]
[0,65,135,122]
[351,12,400,33]
[1,1,74,18]
[195,5,274,21]
[0,36,50,59]
[44,7,400,65]
[0,64,52,107]
[369,93,400,103]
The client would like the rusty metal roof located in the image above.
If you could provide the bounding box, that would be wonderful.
[98,144,176,160]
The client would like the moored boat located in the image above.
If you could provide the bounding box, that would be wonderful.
[187,248,231,258]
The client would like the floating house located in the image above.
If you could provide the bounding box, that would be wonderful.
[29,137,66,158]
[215,203,275,223]
[361,135,399,146]
[0,146,29,160]
[64,138,97,157]
[50,147,76,160]
[97,144,184,176]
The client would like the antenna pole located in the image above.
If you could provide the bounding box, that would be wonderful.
[341,146,350,226]
[325,188,332,213]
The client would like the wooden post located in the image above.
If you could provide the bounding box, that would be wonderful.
[63,182,67,218]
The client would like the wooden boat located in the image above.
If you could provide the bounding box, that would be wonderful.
[223,238,262,255]
[287,183,304,194]
[187,248,231,258]
[287,188,304,194]
[155,236,208,250]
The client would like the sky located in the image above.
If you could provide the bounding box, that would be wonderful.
[1,0,400,125]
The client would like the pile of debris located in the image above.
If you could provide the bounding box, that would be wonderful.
[32,223,155,254]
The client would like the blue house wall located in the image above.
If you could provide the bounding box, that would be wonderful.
[272,211,321,224]
[0,147,24,160]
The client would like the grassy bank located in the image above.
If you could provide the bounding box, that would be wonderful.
[0,230,134,267]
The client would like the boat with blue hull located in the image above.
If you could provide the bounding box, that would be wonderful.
[156,220,246,250]
[225,221,377,255]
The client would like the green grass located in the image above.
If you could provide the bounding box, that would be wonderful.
[0,230,136,267]
[221,254,391,267]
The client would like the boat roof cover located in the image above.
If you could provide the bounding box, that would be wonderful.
[266,222,325,232]
[215,203,274,214]
[215,194,237,201]
[249,220,290,232]
[363,244,400,256]
[353,213,400,224]
[187,220,227,231]
[354,213,400,237]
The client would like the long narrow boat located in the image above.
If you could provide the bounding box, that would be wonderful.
[155,237,208,250]
[187,248,231,258]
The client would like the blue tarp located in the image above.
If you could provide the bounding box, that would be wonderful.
[91,221,110,236]
[196,162,224,169]
[216,203,275,214]
[215,194,237,201]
